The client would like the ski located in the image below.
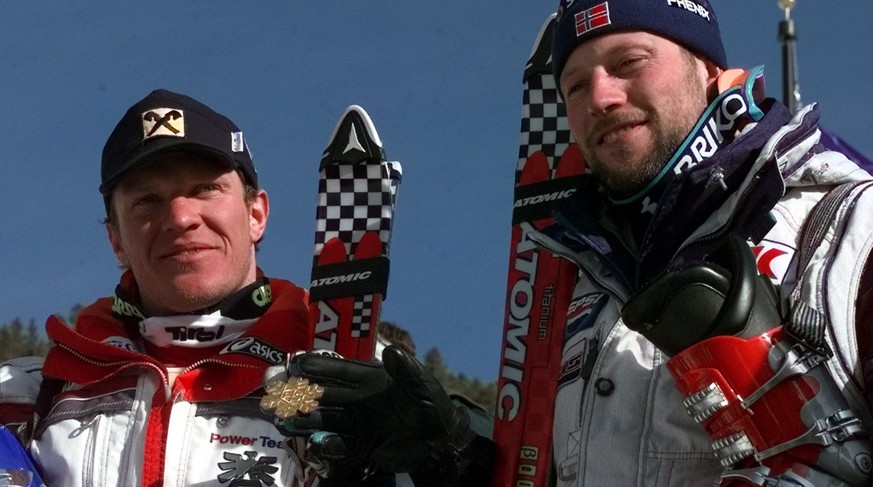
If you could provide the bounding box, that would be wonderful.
[492,14,586,487]
[308,105,402,361]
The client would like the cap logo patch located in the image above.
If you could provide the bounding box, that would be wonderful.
[231,131,245,153]
[142,108,185,140]
[575,2,611,36]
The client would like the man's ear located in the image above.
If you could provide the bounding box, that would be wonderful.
[705,59,723,84]
[702,58,724,91]
[106,222,130,268]
[249,189,269,243]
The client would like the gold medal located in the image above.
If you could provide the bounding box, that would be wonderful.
[260,377,325,419]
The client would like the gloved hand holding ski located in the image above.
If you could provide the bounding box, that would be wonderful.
[280,346,477,486]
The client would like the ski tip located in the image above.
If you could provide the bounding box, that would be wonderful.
[555,144,587,178]
[355,230,386,258]
[320,105,386,170]
[523,13,557,83]
[315,237,350,267]
[518,151,551,185]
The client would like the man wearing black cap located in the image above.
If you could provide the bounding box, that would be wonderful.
[0,89,315,486]
[275,1,873,486]
[101,90,268,318]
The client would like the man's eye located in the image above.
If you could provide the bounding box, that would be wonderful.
[132,194,159,209]
[615,56,646,74]
[195,183,223,195]
[564,80,589,99]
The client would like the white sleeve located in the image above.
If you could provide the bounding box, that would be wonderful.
[0,356,45,412]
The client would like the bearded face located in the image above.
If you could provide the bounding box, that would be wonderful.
[560,32,713,197]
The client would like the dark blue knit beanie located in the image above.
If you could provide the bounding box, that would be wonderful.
[552,0,727,84]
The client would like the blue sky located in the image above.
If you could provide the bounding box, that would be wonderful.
[2,2,871,380]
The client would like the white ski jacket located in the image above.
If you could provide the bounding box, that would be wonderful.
[0,278,314,487]
[534,99,873,486]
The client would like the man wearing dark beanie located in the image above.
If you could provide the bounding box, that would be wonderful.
[276,2,873,486]
[534,0,873,485]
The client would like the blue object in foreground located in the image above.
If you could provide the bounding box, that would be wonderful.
[0,424,44,487]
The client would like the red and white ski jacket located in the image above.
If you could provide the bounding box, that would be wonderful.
[0,277,314,487]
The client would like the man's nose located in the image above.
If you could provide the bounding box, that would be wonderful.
[587,70,626,116]
[163,196,200,231]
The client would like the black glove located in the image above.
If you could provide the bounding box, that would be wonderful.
[282,345,480,486]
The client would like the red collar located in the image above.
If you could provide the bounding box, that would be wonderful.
[42,278,311,402]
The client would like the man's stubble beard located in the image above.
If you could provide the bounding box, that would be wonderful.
[588,123,687,197]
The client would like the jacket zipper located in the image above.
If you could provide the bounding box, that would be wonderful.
[56,343,171,392]
[56,343,170,486]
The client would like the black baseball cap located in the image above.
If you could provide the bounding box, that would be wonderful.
[100,89,258,198]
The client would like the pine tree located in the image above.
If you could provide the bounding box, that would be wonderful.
[422,348,496,415]
[0,318,51,362]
